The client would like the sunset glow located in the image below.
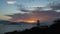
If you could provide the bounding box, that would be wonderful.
[11,17,47,24]
[24,20,36,23]
[12,19,37,23]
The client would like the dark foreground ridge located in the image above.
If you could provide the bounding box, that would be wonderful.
[4,19,60,34]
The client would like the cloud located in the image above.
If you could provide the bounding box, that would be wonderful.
[6,10,60,23]
[50,3,60,10]
[17,5,52,12]
[17,4,46,12]
[6,2,60,23]
[55,10,60,12]
[0,16,11,20]
[47,2,60,12]
[7,1,16,5]
[13,0,60,13]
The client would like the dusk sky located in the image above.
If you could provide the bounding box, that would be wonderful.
[0,0,60,23]
[1,0,60,34]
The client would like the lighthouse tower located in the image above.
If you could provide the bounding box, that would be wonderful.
[36,20,40,27]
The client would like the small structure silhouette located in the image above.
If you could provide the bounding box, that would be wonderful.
[36,20,40,28]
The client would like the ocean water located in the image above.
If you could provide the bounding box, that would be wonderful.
[0,24,34,34]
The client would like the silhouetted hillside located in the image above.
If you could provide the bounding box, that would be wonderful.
[0,20,12,25]
[0,20,34,25]
[4,26,49,34]
[50,19,60,28]
[48,19,60,34]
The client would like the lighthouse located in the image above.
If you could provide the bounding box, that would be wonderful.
[36,20,40,28]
